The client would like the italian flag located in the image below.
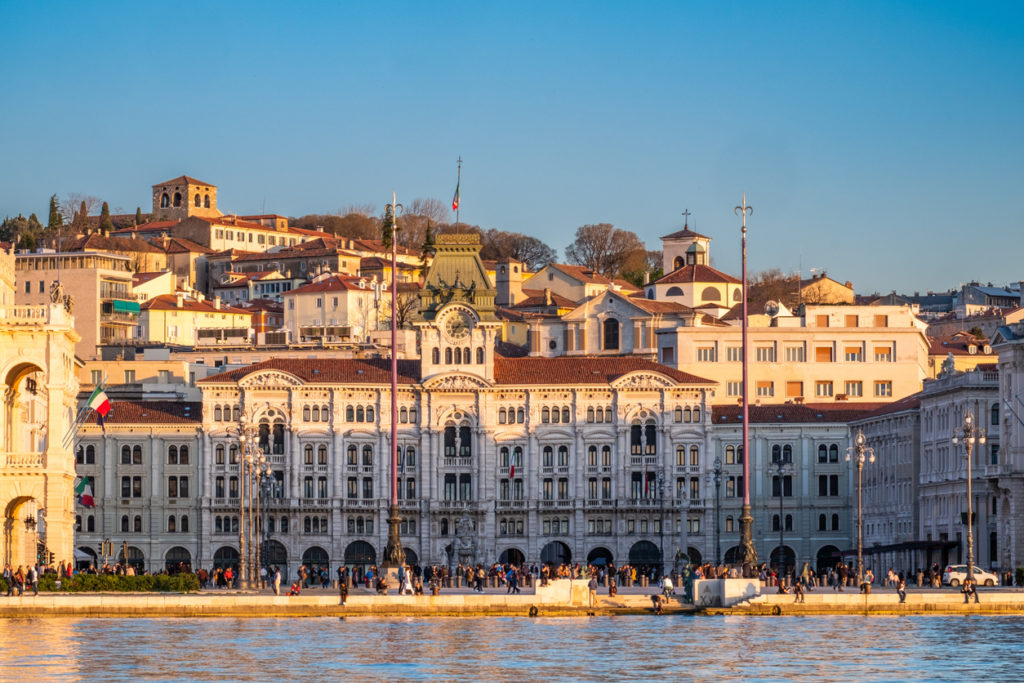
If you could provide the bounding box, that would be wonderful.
[87,385,111,418]
[452,180,460,211]
[75,478,94,508]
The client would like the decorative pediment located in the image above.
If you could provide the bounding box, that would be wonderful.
[239,370,303,389]
[424,374,492,392]
[612,372,674,390]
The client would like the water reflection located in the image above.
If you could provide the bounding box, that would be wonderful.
[3,615,1024,682]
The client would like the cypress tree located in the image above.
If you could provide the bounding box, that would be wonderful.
[47,194,62,231]
[135,207,143,226]
[99,201,113,234]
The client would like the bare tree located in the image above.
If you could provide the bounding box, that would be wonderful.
[748,268,801,309]
[406,198,448,224]
[564,223,648,279]
[479,229,556,271]
[60,193,101,227]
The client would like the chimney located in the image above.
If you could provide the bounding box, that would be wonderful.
[643,271,650,285]
[544,288,552,306]
[175,293,184,308]
[214,296,222,310]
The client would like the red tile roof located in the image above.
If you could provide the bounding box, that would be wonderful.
[199,358,422,385]
[514,289,579,309]
[661,226,711,241]
[494,356,714,386]
[850,393,922,420]
[712,402,889,424]
[164,236,213,254]
[142,294,252,315]
[83,401,201,425]
[61,234,166,254]
[132,271,170,287]
[197,356,713,388]
[111,220,180,236]
[547,263,613,285]
[613,279,642,292]
[628,298,691,314]
[653,264,741,286]
[285,275,374,295]
[154,175,215,187]
[928,335,994,356]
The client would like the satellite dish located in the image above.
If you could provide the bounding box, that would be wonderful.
[764,300,781,317]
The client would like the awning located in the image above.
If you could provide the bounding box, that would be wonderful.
[112,300,140,313]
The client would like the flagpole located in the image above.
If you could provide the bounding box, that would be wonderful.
[455,156,462,232]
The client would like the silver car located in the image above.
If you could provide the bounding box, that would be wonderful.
[942,565,998,587]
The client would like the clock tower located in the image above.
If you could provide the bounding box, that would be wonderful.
[416,233,501,383]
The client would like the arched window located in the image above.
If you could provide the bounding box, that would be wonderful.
[362,445,373,466]
[666,286,684,296]
[215,445,225,465]
[346,406,354,421]
[818,514,827,531]
[562,407,570,423]
[558,445,569,466]
[673,407,682,422]
[454,348,461,364]
[784,514,793,531]
[318,445,328,465]
[645,422,657,454]
[232,406,240,421]
[543,446,553,467]
[673,256,684,270]
[134,516,143,532]
[303,406,311,421]
[542,407,550,423]
[356,406,364,422]
[832,514,840,531]
[85,444,95,464]
[726,445,735,464]
[132,445,142,464]
[168,445,178,465]
[684,407,692,422]
[173,192,182,207]
[121,515,129,532]
[445,348,453,364]
[477,347,484,364]
[160,193,170,208]
[829,444,839,462]
[432,348,440,364]
[782,445,792,463]
[630,424,642,454]
[366,406,374,422]
[992,403,1000,426]
[517,408,525,423]
[605,407,613,422]
[168,515,177,532]
[444,426,456,456]
[304,445,314,465]
[194,193,201,207]
[818,445,828,463]
[500,447,510,468]
[589,446,599,467]
[676,445,686,466]
[204,194,210,208]
[701,287,722,301]
[772,444,781,463]
[181,515,189,532]
[603,318,620,350]
[772,514,780,531]
[179,445,189,465]
[215,405,222,421]
[459,425,472,457]
[690,445,699,466]
[321,406,329,422]
[347,445,357,465]
[587,407,595,422]
[401,407,409,423]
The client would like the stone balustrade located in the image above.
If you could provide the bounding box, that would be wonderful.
[0,452,45,468]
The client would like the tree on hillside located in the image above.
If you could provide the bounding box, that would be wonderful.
[747,269,801,309]
[479,229,556,272]
[47,195,63,232]
[421,223,435,266]
[135,207,143,226]
[99,202,113,234]
[621,250,663,287]
[61,194,100,234]
[564,223,648,279]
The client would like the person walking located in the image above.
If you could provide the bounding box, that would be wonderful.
[27,565,38,596]
[273,566,282,596]
[588,575,598,608]
[338,568,349,606]
[794,580,805,603]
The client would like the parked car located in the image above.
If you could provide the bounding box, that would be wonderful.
[942,565,998,587]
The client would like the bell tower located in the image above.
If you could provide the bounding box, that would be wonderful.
[416,233,501,383]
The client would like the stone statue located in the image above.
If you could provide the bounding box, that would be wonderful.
[453,515,477,568]
[940,352,956,377]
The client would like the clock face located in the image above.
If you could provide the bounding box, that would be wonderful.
[443,307,475,341]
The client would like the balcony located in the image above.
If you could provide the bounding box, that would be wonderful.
[0,452,44,468]
[342,498,377,510]
[443,457,473,468]
[301,498,332,508]
[539,500,574,510]
[496,500,527,511]
[0,304,71,328]
[584,499,617,510]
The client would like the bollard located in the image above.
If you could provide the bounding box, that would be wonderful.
[455,576,461,588]
[640,576,648,588]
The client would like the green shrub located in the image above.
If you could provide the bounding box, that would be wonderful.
[20,572,200,593]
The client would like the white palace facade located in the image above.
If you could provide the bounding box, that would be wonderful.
[74,235,720,576]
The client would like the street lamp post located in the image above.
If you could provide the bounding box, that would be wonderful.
[736,194,757,571]
[253,454,271,588]
[382,193,405,573]
[770,458,794,581]
[952,408,985,582]
[846,429,875,586]
[657,471,666,576]
[237,425,266,590]
[707,456,722,565]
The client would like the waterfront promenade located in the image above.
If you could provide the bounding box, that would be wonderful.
[4,580,1024,618]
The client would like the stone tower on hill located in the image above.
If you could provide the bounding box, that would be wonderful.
[152,175,222,221]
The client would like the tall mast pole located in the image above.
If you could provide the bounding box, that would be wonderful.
[384,191,405,571]
[736,194,757,572]
[455,157,462,232]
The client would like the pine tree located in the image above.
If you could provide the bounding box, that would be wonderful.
[47,194,63,231]
[99,201,113,234]
[420,222,435,266]
[28,213,41,232]
[135,207,143,226]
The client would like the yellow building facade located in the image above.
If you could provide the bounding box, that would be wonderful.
[0,248,81,569]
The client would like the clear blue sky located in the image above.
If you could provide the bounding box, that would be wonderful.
[1,1,1021,294]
